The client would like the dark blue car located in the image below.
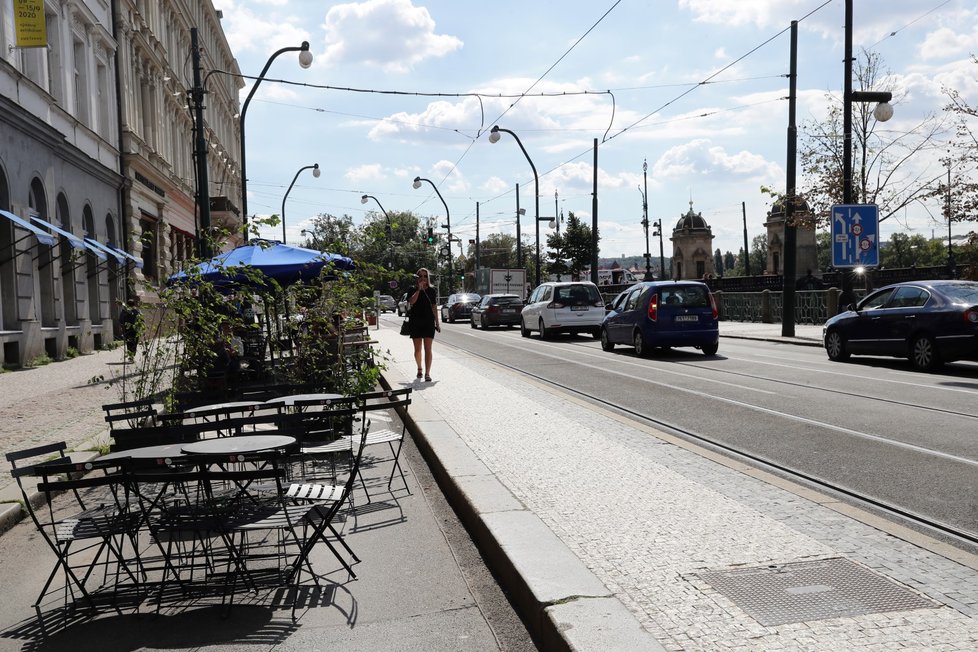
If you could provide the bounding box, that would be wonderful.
[600,281,719,357]
[823,280,978,371]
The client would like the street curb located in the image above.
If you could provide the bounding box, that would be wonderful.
[380,368,664,652]
[722,333,822,347]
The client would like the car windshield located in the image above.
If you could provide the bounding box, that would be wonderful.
[456,294,480,303]
[938,282,978,304]
[660,286,710,307]
[555,285,600,305]
[491,296,521,306]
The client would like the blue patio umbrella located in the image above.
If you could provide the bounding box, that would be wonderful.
[167,240,355,289]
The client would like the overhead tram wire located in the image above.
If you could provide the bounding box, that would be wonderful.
[604,0,833,145]
[868,0,952,49]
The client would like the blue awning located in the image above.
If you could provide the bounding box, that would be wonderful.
[31,215,89,252]
[108,245,144,270]
[0,209,56,247]
[84,238,124,263]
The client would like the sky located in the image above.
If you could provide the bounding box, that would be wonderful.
[215,0,978,263]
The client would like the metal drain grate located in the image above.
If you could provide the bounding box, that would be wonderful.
[696,557,938,626]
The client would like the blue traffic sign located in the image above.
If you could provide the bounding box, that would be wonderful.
[831,204,879,268]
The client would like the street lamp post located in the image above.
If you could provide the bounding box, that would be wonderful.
[239,41,312,242]
[281,163,319,244]
[640,159,653,280]
[361,194,394,269]
[550,189,562,281]
[489,125,542,286]
[652,219,665,280]
[413,177,452,290]
[946,159,956,278]
[515,183,524,269]
[841,0,893,308]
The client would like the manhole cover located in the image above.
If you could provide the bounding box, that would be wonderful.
[696,557,938,626]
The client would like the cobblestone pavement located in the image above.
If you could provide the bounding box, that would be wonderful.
[375,324,978,650]
[0,348,125,494]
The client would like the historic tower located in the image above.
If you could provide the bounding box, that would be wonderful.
[670,201,715,280]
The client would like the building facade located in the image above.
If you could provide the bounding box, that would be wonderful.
[670,201,715,280]
[115,0,242,302]
[764,196,817,280]
[0,0,124,366]
[0,0,241,367]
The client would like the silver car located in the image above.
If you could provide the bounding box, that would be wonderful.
[377,294,397,313]
[520,281,604,339]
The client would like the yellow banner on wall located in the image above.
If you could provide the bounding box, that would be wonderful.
[14,0,47,48]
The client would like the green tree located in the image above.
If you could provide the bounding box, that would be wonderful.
[560,211,597,279]
[714,249,724,277]
[723,251,736,272]
[799,49,948,227]
[880,233,947,268]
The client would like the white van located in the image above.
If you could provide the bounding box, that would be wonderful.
[594,269,638,286]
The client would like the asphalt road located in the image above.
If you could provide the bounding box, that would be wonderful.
[432,320,978,543]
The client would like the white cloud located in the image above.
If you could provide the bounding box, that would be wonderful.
[321,0,463,73]
[345,163,386,183]
[220,1,312,56]
[919,26,978,61]
[652,139,782,182]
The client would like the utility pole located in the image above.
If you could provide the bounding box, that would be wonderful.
[190,29,212,258]
[476,201,481,271]
[590,138,598,286]
[641,159,652,280]
[742,201,750,276]
[782,20,799,337]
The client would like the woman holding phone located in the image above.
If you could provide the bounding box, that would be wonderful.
[407,267,440,381]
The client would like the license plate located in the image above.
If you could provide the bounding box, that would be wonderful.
[675,315,698,322]
[571,306,588,312]
[502,308,516,313]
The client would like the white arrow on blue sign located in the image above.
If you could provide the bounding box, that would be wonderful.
[830,203,879,268]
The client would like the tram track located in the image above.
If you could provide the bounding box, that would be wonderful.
[443,333,978,553]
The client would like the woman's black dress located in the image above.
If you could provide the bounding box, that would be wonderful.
[407,286,437,339]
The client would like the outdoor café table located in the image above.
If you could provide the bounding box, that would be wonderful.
[264,393,345,408]
[97,443,188,463]
[181,434,297,456]
[184,401,263,415]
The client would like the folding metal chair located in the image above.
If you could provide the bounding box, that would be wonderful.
[284,417,370,591]
[6,444,139,633]
[354,388,413,501]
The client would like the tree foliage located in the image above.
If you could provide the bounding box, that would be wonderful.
[799,49,949,227]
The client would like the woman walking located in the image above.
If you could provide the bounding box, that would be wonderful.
[407,267,440,381]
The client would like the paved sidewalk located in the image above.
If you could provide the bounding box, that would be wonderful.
[373,316,978,650]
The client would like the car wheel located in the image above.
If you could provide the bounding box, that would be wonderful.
[600,328,614,352]
[520,319,531,338]
[910,334,942,371]
[825,329,850,362]
[481,316,488,330]
[702,342,718,356]
[633,330,647,357]
[539,319,550,340]
[470,317,477,329]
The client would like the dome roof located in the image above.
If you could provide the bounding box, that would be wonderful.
[675,201,711,230]
[769,195,811,216]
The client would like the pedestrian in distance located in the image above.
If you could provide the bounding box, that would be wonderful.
[118,298,142,359]
[407,267,440,382]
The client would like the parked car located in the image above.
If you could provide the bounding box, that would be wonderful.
[823,280,978,371]
[397,293,409,316]
[600,281,719,356]
[520,282,604,339]
[377,294,397,313]
[470,294,523,329]
[441,293,482,323]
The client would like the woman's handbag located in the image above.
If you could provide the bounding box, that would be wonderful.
[399,315,411,336]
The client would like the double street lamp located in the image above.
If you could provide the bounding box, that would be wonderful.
[239,41,313,242]
[281,163,319,244]
[639,159,653,280]
[361,194,395,269]
[489,125,544,286]
[412,177,452,288]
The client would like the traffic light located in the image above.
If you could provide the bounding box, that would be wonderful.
[426,227,434,244]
